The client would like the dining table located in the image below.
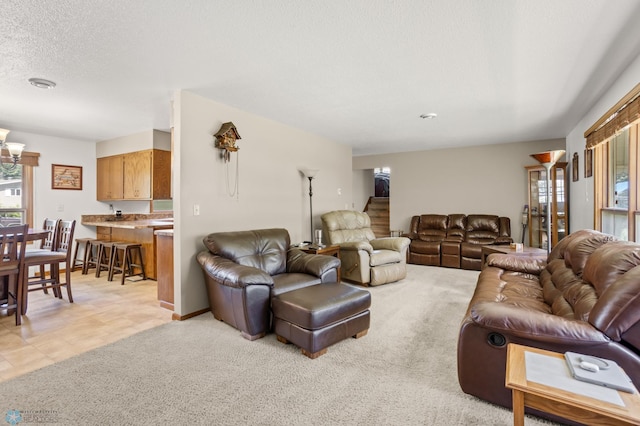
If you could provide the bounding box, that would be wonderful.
[0,228,52,319]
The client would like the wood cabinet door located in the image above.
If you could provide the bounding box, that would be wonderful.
[96,155,123,200]
[123,150,152,199]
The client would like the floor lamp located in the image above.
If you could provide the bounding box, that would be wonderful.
[300,168,318,244]
[530,150,565,253]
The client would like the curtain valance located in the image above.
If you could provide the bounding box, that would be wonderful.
[585,83,640,149]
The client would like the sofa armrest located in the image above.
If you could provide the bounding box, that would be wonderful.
[471,302,611,345]
[339,241,374,253]
[494,236,513,245]
[287,248,341,277]
[486,253,547,275]
[403,232,418,240]
[370,237,411,252]
[197,251,274,289]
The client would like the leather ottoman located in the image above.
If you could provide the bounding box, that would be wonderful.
[272,283,371,359]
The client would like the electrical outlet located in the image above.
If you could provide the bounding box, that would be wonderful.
[337,187,342,196]
[193,204,200,216]
[57,204,64,212]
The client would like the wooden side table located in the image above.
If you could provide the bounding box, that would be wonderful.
[299,245,341,282]
[505,343,640,426]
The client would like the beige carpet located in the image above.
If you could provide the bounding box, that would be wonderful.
[0,265,557,425]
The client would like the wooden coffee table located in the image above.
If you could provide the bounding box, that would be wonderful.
[505,343,640,426]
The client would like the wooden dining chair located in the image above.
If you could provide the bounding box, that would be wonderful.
[22,219,76,314]
[0,224,29,325]
[26,218,60,295]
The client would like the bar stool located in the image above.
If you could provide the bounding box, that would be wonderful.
[95,241,120,278]
[109,243,146,285]
[82,239,104,275]
[72,238,96,272]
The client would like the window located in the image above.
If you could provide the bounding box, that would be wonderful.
[588,87,640,240]
[599,129,630,240]
[0,151,38,228]
[0,164,25,225]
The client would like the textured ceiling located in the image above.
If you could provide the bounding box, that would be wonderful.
[2,0,640,155]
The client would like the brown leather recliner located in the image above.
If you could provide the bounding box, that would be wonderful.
[196,228,340,340]
[457,229,640,420]
[405,214,449,266]
[460,214,512,270]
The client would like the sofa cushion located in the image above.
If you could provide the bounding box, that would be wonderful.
[408,240,441,255]
[583,241,640,296]
[370,249,402,266]
[322,210,377,244]
[272,273,321,297]
[203,228,289,276]
[589,265,640,343]
[465,215,500,244]
[416,214,448,241]
[563,231,617,278]
[466,215,499,233]
[446,214,466,239]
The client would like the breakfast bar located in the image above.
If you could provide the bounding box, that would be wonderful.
[81,215,173,280]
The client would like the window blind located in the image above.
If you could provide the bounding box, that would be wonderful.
[585,83,640,149]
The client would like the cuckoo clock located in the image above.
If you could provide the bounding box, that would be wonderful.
[214,122,241,162]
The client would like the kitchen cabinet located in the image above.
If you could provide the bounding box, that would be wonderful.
[97,149,171,201]
[155,229,174,311]
[96,155,124,200]
[525,162,568,250]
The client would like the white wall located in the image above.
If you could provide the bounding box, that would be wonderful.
[9,130,100,240]
[173,90,353,316]
[567,53,640,232]
[353,139,565,238]
[351,169,373,212]
[96,129,170,157]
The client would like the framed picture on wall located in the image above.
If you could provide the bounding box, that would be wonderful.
[584,149,593,178]
[572,152,579,182]
[52,164,83,190]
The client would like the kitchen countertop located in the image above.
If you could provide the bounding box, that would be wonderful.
[154,229,174,236]
[81,219,174,230]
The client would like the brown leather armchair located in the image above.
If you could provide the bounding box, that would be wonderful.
[321,210,410,286]
[196,228,340,340]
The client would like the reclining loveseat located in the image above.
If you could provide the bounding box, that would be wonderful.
[457,229,640,420]
[404,214,512,270]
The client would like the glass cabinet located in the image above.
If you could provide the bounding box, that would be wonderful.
[525,162,568,250]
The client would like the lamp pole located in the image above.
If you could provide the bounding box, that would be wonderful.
[300,168,319,243]
[307,175,314,243]
[542,162,553,254]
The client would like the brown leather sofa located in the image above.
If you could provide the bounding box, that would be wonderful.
[405,214,512,270]
[457,229,640,419]
[196,228,340,340]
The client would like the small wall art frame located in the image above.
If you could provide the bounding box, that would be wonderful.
[52,164,82,190]
[572,152,579,182]
[584,149,593,178]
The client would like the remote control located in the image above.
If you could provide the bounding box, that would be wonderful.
[579,361,600,372]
